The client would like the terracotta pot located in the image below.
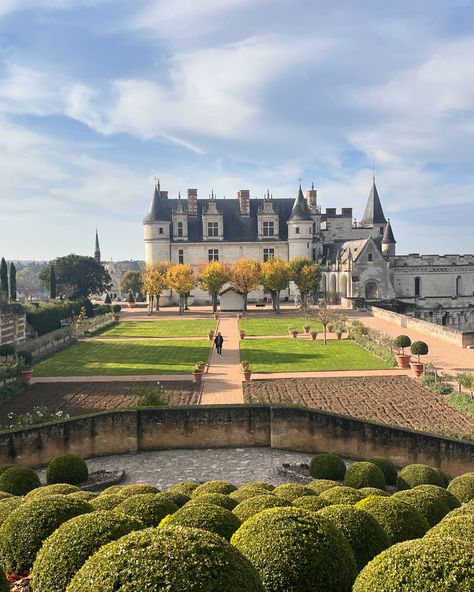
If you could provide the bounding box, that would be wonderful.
[243,371,252,380]
[410,362,424,377]
[291,331,298,338]
[237,314,242,319]
[303,327,310,334]
[113,314,120,322]
[240,331,245,340]
[311,333,318,340]
[193,372,203,382]
[20,368,33,383]
[396,354,411,368]
[208,331,215,340]
[214,314,218,320]
[327,324,333,333]
[336,333,342,340]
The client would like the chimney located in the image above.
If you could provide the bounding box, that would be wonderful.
[306,183,317,213]
[237,189,250,216]
[187,188,198,216]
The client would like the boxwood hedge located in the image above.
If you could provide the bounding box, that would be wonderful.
[233,495,291,522]
[368,456,398,485]
[413,484,460,511]
[192,480,237,496]
[292,496,329,512]
[30,510,144,592]
[168,481,200,495]
[115,483,160,498]
[160,502,241,540]
[0,571,7,592]
[0,465,41,496]
[397,464,446,490]
[0,492,13,501]
[184,492,237,511]
[272,483,316,501]
[46,455,88,486]
[344,462,386,490]
[90,494,123,511]
[231,507,357,592]
[308,453,346,480]
[0,497,25,526]
[392,489,450,527]
[68,491,98,502]
[319,486,365,506]
[114,493,178,527]
[230,487,275,504]
[159,490,190,508]
[26,484,80,500]
[447,472,474,503]
[66,526,264,592]
[237,482,274,492]
[359,487,389,497]
[307,479,340,494]
[425,514,474,543]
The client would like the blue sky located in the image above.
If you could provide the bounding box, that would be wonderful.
[0,0,473,260]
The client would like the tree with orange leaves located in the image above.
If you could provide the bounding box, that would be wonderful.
[166,264,195,314]
[198,261,231,313]
[141,262,170,314]
[230,259,261,312]
[260,258,291,312]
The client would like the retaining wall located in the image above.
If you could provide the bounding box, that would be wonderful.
[0,405,472,476]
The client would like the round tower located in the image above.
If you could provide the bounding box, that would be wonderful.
[381,219,396,258]
[287,184,313,261]
[143,180,171,264]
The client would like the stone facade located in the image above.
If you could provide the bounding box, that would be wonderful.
[0,304,26,346]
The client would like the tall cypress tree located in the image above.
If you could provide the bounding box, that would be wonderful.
[9,262,17,301]
[0,258,8,299]
[49,264,57,299]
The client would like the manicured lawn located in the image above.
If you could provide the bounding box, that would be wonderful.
[34,340,211,376]
[240,338,391,372]
[239,317,323,336]
[97,320,216,338]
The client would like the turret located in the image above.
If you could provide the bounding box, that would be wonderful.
[381,219,396,257]
[94,229,101,263]
[143,179,171,264]
[360,177,387,232]
[287,184,313,260]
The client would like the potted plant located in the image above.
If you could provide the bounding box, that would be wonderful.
[214,313,218,320]
[327,323,334,333]
[288,327,298,338]
[127,292,136,308]
[410,341,429,377]
[193,368,204,382]
[240,329,246,340]
[242,366,252,380]
[241,360,250,370]
[303,323,311,334]
[311,331,318,340]
[208,328,215,340]
[195,361,206,371]
[335,322,346,340]
[17,350,33,383]
[394,335,412,368]
[112,304,121,322]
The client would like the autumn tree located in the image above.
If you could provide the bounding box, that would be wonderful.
[260,258,290,312]
[290,257,321,307]
[230,259,261,312]
[166,264,196,314]
[141,262,169,314]
[120,270,142,299]
[198,261,231,313]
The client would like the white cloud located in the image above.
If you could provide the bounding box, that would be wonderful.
[0,0,110,18]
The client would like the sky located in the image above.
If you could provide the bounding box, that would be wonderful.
[0,0,473,261]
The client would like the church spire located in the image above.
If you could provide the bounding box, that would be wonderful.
[360,177,387,227]
[94,228,101,263]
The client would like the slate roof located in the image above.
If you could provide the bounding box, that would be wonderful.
[360,179,387,227]
[339,239,370,264]
[382,219,396,244]
[288,184,312,221]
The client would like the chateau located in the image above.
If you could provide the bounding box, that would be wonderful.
[143,180,474,329]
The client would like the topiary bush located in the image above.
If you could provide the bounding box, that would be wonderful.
[68,491,98,502]
[160,490,190,508]
[439,499,474,521]
[233,495,291,522]
[100,485,124,495]
[90,494,123,511]
[394,335,411,354]
[352,538,474,592]
[192,480,237,496]
[30,510,144,592]
[317,504,389,570]
[435,468,450,488]
[414,484,460,511]
[307,479,340,494]
[185,492,237,511]
[67,526,264,592]
[355,496,429,544]
[46,454,88,486]
[0,571,7,592]
[0,464,16,477]
[309,453,346,480]
[26,483,80,500]
[447,472,474,503]
[368,456,398,485]
[359,487,389,497]
[231,507,357,592]
[398,464,446,490]
[424,514,474,543]
[410,340,429,362]
[168,481,200,495]
[0,465,41,495]
[0,495,92,574]
[344,462,386,490]
[114,493,177,527]
[160,502,241,540]
[115,483,160,498]
[292,495,329,512]
[393,489,450,527]
[238,481,274,492]
[272,483,316,501]
[319,485,365,506]
[0,491,13,500]
[230,486,275,503]
[0,496,24,526]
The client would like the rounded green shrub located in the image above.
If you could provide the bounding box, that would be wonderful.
[100,485,124,495]
[168,481,200,495]
[318,504,389,570]
[115,483,159,498]
[0,491,13,500]
[159,490,190,508]
[439,499,474,521]
[410,340,429,359]
[26,483,80,500]
[185,492,237,510]
[356,496,429,544]
[447,472,474,503]
[414,484,460,511]
[0,496,25,526]
[30,510,144,592]
[192,480,237,496]
[319,485,365,506]
[238,481,274,491]
[114,493,177,527]
[90,494,123,510]
[394,335,411,352]
[0,464,16,477]
[435,468,450,488]
[292,495,329,512]
[352,538,474,592]
[160,502,241,540]
[359,487,389,497]
[0,495,92,573]
[273,483,316,501]
[67,526,264,592]
[344,462,386,490]
[230,486,274,503]
[231,507,357,592]
[309,453,346,480]
[0,571,7,592]
[0,465,41,495]
[368,456,398,485]
[233,495,291,522]
[68,491,98,502]
[398,464,446,490]
[425,514,474,543]
[392,489,450,527]
[307,479,340,494]
[46,455,88,486]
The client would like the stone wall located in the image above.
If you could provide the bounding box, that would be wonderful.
[0,306,26,346]
[0,405,472,476]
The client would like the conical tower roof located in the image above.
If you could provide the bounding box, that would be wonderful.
[382,219,396,244]
[143,180,161,223]
[360,178,387,227]
[288,184,312,221]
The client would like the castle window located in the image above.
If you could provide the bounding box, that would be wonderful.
[177,222,183,237]
[263,248,274,262]
[380,227,384,235]
[159,227,163,235]
[263,221,274,236]
[295,227,300,234]
[415,277,421,296]
[456,275,462,296]
[178,249,184,264]
[368,253,373,262]
[208,249,219,262]
[207,221,219,237]
[312,222,316,235]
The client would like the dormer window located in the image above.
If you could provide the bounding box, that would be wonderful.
[177,222,183,237]
[207,222,219,237]
[368,253,373,262]
[380,227,384,234]
[263,221,274,236]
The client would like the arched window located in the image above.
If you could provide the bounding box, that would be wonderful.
[365,282,378,299]
[414,277,421,296]
[456,276,462,296]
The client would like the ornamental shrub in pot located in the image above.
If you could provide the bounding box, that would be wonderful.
[17,350,34,382]
[112,303,121,321]
[410,341,429,377]
[394,335,412,368]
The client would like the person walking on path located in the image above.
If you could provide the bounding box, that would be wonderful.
[214,332,224,355]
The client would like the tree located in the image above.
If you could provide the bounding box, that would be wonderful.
[260,258,291,312]
[309,300,338,345]
[0,258,8,300]
[290,257,321,307]
[9,262,17,301]
[16,268,41,301]
[198,262,231,313]
[230,259,261,312]
[120,270,142,299]
[49,265,57,300]
[166,264,195,315]
[39,254,111,300]
[141,262,169,314]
